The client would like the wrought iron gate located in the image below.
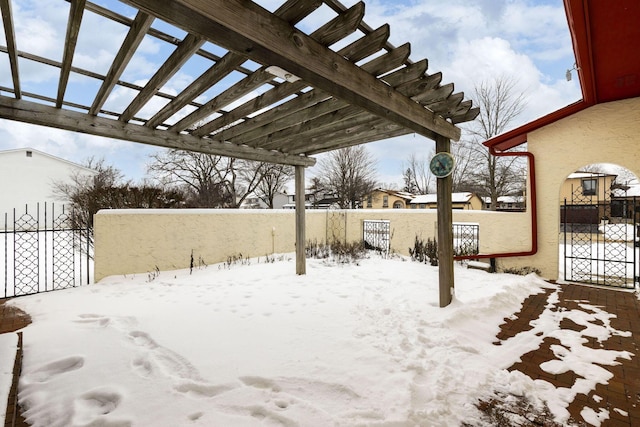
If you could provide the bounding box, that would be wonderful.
[363,220,390,253]
[2,203,92,299]
[563,182,638,289]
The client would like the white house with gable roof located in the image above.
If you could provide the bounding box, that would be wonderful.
[0,147,97,219]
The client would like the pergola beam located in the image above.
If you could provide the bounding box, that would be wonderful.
[0,96,315,167]
[123,0,462,141]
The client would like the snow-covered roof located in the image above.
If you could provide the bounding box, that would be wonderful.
[612,184,640,198]
[567,171,616,179]
[410,192,473,204]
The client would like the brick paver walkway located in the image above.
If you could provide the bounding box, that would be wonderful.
[495,283,640,426]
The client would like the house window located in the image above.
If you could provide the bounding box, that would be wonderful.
[419,203,426,209]
[582,179,597,196]
[393,201,403,209]
[410,204,416,209]
[367,195,372,208]
[26,150,32,157]
[382,195,388,208]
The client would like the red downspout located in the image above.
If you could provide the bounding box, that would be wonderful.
[453,147,538,261]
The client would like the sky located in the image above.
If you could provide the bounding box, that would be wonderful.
[3,253,636,426]
[0,0,582,188]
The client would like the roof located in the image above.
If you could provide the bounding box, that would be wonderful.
[485,0,640,151]
[567,171,616,180]
[411,192,474,204]
[0,147,98,174]
[372,188,415,200]
[0,0,479,167]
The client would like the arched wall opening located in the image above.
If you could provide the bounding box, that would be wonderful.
[558,163,639,288]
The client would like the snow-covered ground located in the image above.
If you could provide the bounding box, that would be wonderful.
[4,254,635,426]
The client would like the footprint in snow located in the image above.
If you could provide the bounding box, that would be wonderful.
[22,355,84,383]
[72,387,130,426]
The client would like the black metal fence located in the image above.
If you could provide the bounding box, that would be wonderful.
[363,220,391,253]
[453,222,480,256]
[563,183,638,289]
[2,203,92,299]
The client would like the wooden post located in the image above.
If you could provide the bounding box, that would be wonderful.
[436,134,454,307]
[295,165,306,275]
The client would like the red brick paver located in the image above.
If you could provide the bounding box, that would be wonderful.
[494,283,640,426]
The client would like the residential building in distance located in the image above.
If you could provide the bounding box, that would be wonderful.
[0,147,97,217]
[409,192,483,210]
[363,189,415,209]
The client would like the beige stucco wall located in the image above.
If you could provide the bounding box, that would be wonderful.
[95,208,532,281]
[509,97,640,280]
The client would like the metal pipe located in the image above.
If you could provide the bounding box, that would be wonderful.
[453,147,538,261]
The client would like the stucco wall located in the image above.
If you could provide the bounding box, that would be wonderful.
[509,97,640,279]
[94,208,532,281]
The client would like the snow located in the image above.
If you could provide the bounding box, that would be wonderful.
[5,254,635,426]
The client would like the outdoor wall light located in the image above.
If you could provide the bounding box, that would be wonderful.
[266,65,301,83]
[565,63,579,81]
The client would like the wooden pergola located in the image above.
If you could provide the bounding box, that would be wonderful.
[0,0,479,304]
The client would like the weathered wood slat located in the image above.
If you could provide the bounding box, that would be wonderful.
[170,68,274,132]
[145,0,324,129]
[0,46,204,112]
[443,99,472,119]
[0,95,315,166]
[428,92,463,115]
[233,45,418,147]
[337,24,390,63]
[90,11,154,115]
[222,90,333,143]
[274,0,323,25]
[312,1,364,47]
[0,0,21,98]
[289,117,405,155]
[256,64,439,152]
[57,0,86,108]
[360,43,410,76]
[274,107,378,152]
[250,102,360,149]
[306,127,411,155]
[204,25,391,140]
[414,82,454,104]
[451,106,480,124]
[145,52,247,129]
[119,33,206,122]
[124,0,461,140]
[186,2,368,137]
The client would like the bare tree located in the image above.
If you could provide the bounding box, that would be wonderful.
[460,76,528,209]
[254,164,294,208]
[402,152,433,194]
[147,149,272,208]
[316,146,378,209]
[54,158,186,256]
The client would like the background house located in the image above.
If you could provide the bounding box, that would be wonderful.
[481,196,526,211]
[363,189,414,209]
[559,171,617,225]
[410,192,483,210]
[0,147,96,218]
[239,192,289,209]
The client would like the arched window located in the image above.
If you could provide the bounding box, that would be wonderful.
[393,201,404,209]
